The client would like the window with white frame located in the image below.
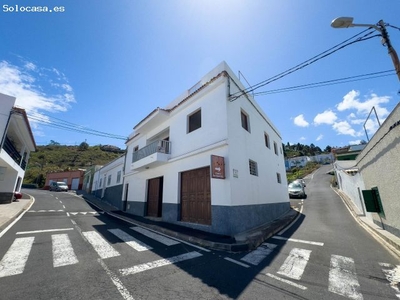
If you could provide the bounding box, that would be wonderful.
[188,109,201,133]
[241,110,250,132]
[249,159,258,176]
[107,175,111,186]
[116,170,121,184]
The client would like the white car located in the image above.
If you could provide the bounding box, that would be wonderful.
[49,181,68,192]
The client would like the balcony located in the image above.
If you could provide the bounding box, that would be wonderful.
[2,136,27,170]
[131,140,171,170]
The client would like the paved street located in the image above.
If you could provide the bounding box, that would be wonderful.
[0,165,399,299]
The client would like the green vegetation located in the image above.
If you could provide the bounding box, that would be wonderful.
[286,161,320,183]
[24,142,124,187]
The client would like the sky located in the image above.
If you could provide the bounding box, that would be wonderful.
[1,0,399,150]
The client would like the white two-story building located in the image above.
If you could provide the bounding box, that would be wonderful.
[121,62,289,236]
[0,93,36,203]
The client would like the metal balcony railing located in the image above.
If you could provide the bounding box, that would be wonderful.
[132,140,171,163]
[3,136,21,163]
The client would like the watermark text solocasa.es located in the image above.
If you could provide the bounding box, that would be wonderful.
[3,4,65,13]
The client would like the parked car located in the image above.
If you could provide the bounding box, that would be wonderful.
[288,182,306,199]
[49,181,68,192]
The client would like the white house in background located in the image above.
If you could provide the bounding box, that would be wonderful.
[92,155,125,209]
[286,156,311,169]
[0,93,36,204]
[122,61,290,236]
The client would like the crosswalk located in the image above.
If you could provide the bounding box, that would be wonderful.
[234,240,399,299]
[0,229,398,299]
[0,226,188,279]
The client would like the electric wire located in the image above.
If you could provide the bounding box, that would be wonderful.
[27,113,128,140]
[253,70,395,96]
[229,28,380,101]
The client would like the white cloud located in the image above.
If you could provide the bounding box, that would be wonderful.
[300,136,306,141]
[314,110,337,125]
[349,140,362,145]
[0,60,75,114]
[332,121,360,137]
[316,134,323,141]
[294,114,309,127]
[337,90,390,119]
[0,60,76,139]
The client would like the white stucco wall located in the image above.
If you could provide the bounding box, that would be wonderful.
[92,155,124,192]
[124,61,289,209]
[226,77,288,206]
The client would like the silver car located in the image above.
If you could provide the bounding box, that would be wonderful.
[49,181,68,192]
[288,182,306,198]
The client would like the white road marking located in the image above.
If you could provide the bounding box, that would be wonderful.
[120,251,202,276]
[241,243,277,265]
[0,196,35,239]
[63,205,66,209]
[52,234,79,267]
[224,257,250,268]
[278,205,303,235]
[277,248,311,280]
[130,226,180,246]
[94,210,210,252]
[71,212,78,215]
[82,231,120,259]
[66,212,70,217]
[266,273,307,290]
[28,210,65,213]
[379,262,400,297]
[81,212,87,215]
[0,237,35,278]
[71,220,76,225]
[271,236,324,246]
[108,229,152,252]
[329,255,363,300]
[16,228,74,235]
[98,258,135,300]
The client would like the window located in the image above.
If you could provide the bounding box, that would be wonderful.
[188,109,201,133]
[274,142,278,155]
[241,110,250,132]
[264,133,270,148]
[107,175,111,186]
[99,178,102,188]
[134,146,139,152]
[277,173,281,184]
[249,160,258,176]
[116,171,121,183]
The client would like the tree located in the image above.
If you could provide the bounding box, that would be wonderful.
[49,140,60,145]
[79,141,89,151]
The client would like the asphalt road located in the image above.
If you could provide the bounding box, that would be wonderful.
[0,165,399,299]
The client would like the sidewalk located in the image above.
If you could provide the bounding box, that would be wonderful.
[0,194,33,234]
[76,191,298,252]
[333,187,400,258]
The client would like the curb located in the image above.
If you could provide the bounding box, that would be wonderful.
[82,195,298,252]
[0,195,34,234]
[332,187,400,258]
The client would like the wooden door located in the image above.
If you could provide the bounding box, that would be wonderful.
[181,167,211,225]
[147,177,163,217]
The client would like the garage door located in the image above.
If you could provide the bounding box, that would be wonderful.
[181,166,211,225]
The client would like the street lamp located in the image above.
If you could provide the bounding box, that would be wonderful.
[331,17,400,82]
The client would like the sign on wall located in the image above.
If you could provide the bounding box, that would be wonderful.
[211,155,225,179]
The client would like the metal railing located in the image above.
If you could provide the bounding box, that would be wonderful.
[132,140,171,163]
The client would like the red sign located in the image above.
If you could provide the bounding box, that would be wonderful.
[211,155,225,179]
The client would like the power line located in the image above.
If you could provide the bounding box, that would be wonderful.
[229,28,380,101]
[27,113,128,140]
[253,70,395,96]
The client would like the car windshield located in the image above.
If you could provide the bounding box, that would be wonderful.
[289,183,302,189]
[57,182,67,186]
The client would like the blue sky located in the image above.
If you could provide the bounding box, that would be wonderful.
[1,1,399,150]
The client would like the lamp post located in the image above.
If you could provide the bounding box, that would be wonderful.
[331,17,400,82]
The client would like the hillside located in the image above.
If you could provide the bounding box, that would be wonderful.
[24,143,124,187]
